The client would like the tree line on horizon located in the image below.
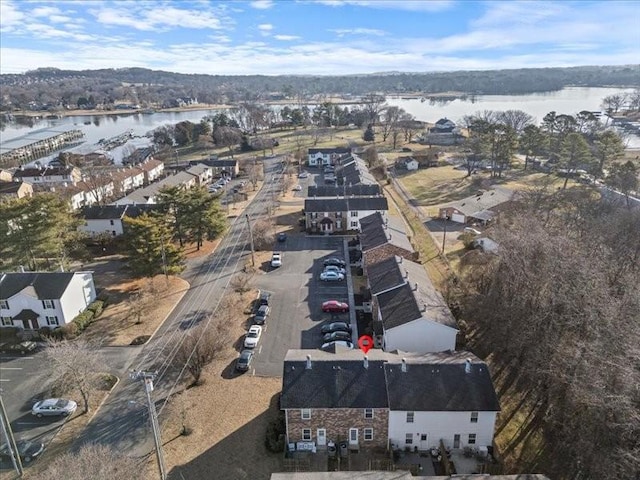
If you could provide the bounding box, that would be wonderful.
[1,64,638,112]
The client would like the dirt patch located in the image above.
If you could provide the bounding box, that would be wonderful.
[183,238,222,260]
[83,275,189,346]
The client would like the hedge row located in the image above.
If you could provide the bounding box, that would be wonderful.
[45,299,106,340]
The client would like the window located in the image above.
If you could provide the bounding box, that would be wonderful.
[42,299,55,309]
[301,409,311,420]
[302,429,312,441]
[470,411,478,423]
[311,212,318,219]
[364,428,373,441]
[46,316,59,326]
[406,412,414,423]
[323,212,328,217]
[350,221,358,228]
[109,219,115,225]
[335,212,342,218]
[364,408,373,419]
[350,211,358,217]
[468,434,476,445]
[0,300,8,309]
[405,433,413,445]
[1,317,13,326]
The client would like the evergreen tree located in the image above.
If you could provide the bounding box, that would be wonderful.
[363,123,375,142]
[182,187,227,250]
[123,213,184,277]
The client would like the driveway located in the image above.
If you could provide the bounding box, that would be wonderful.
[252,235,348,377]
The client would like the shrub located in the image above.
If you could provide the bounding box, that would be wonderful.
[87,300,105,317]
[72,310,95,332]
[0,327,20,340]
[60,323,79,340]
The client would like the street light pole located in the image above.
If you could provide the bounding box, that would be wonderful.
[130,371,167,480]
[0,392,22,476]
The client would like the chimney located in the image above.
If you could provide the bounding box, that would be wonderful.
[306,355,312,370]
[399,256,403,263]
[401,358,407,373]
[363,356,369,369]
[404,269,409,279]
[465,358,472,374]
[414,282,419,291]
[422,303,428,312]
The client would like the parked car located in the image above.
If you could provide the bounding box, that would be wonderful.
[277,232,287,242]
[298,172,309,178]
[244,325,263,349]
[463,227,482,235]
[321,340,354,351]
[292,185,302,191]
[323,331,353,343]
[254,305,270,325]
[320,271,344,282]
[321,322,352,334]
[31,398,77,417]
[271,252,282,268]
[323,257,346,267]
[0,440,44,463]
[236,349,254,372]
[323,265,346,276]
[0,341,38,355]
[322,300,349,313]
[258,290,271,307]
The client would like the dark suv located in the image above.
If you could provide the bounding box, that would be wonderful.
[254,305,270,325]
[259,291,271,307]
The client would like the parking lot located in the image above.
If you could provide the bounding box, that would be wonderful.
[0,351,66,469]
[251,235,353,377]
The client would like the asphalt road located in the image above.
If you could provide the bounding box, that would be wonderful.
[252,235,349,377]
[73,157,287,458]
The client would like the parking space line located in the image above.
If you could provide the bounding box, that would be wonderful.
[0,367,23,370]
[0,379,11,382]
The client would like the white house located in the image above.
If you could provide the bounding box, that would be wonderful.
[307,147,351,167]
[402,156,419,171]
[135,158,165,185]
[304,196,388,233]
[12,164,82,186]
[438,189,514,224]
[79,204,159,237]
[386,353,500,452]
[367,256,458,354]
[0,272,97,330]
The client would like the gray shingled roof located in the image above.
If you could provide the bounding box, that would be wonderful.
[304,197,388,213]
[384,355,500,412]
[81,205,128,220]
[366,256,405,296]
[0,182,26,194]
[359,213,413,253]
[442,189,513,217]
[307,184,381,198]
[281,351,389,409]
[376,283,423,329]
[309,147,351,154]
[0,272,76,300]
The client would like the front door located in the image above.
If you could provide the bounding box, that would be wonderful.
[419,434,429,451]
[349,428,358,446]
[317,429,326,447]
[453,434,461,449]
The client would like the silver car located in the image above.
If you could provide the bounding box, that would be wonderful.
[32,398,77,417]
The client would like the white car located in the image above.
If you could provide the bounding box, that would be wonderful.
[298,172,309,178]
[292,185,302,191]
[463,227,482,235]
[244,325,262,349]
[271,252,282,268]
[321,340,354,351]
[32,398,77,417]
[320,271,344,282]
[324,265,346,276]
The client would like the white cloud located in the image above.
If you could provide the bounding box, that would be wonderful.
[274,34,300,41]
[258,23,274,31]
[331,28,386,37]
[315,0,454,12]
[250,0,274,9]
[32,6,62,17]
[0,1,25,31]
[91,4,227,31]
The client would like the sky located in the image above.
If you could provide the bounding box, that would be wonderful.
[0,0,638,76]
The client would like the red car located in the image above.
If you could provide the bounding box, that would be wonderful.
[322,300,349,313]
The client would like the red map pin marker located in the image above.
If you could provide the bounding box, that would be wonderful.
[358,335,374,354]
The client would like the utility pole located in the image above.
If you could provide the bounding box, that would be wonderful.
[245,214,255,267]
[441,215,449,254]
[0,391,23,476]
[130,371,167,480]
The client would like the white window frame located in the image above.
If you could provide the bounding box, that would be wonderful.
[350,211,358,217]
[364,408,373,419]
[350,221,358,228]
[468,434,476,445]
[1,317,13,326]
[301,409,311,420]
[406,411,414,423]
[42,299,55,309]
[405,433,413,445]
[364,428,373,441]
[302,429,312,441]
[470,411,478,423]
[46,316,59,326]
[0,300,8,310]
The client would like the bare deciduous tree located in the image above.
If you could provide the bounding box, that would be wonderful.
[46,339,104,414]
[34,444,139,480]
[251,218,275,250]
[172,318,230,386]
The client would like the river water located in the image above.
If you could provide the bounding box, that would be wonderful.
[1,86,638,148]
